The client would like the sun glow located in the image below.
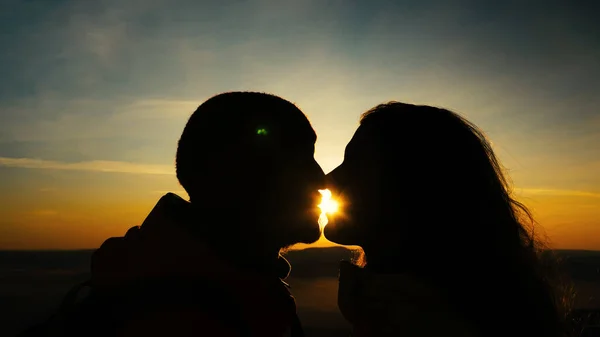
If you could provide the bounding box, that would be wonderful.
[318,189,339,229]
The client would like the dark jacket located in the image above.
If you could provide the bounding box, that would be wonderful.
[87,194,299,337]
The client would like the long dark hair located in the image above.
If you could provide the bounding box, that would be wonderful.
[357,102,572,337]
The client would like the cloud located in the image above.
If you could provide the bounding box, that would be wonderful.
[1,97,197,142]
[0,157,174,175]
[31,209,59,217]
[518,188,600,198]
[39,187,57,192]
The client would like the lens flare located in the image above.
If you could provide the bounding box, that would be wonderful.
[318,189,339,229]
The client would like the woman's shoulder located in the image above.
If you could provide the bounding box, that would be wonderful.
[338,261,478,337]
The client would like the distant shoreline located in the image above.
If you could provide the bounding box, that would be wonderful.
[0,245,359,253]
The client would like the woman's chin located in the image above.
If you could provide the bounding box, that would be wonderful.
[323,224,356,246]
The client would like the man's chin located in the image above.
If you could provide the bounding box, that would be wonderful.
[323,225,354,246]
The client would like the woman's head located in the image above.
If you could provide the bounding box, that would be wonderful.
[324,102,569,336]
[325,102,527,254]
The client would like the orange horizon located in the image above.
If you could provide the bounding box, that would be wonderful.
[0,181,598,251]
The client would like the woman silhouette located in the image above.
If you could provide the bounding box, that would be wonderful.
[324,102,570,337]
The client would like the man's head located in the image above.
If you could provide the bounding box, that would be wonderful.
[176,92,325,250]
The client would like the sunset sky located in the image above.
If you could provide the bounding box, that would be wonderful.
[1,0,599,250]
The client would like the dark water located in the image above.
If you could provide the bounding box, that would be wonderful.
[1,248,600,337]
[0,250,92,337]
[0,248,351,337]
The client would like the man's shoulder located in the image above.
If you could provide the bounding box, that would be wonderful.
[92,277,251,337]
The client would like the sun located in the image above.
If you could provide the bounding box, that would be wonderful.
[318,189,339,229]
[318,189,339,214]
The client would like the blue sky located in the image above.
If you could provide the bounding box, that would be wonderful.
[0,0,599,249]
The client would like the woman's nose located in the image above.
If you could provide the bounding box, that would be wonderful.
[325,165,344,189]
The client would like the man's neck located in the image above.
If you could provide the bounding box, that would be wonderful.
[209,239,289,278]
[187,203,291,278]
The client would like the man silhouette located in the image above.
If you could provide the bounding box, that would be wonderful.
[23,92,324,337]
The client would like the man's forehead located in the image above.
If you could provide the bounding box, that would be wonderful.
[248,110,316,143]
[275,121,317,146]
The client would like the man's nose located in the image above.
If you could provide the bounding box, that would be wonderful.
[308,159,326,188]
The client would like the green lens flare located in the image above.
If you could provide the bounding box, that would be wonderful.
[256,128,268,135]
